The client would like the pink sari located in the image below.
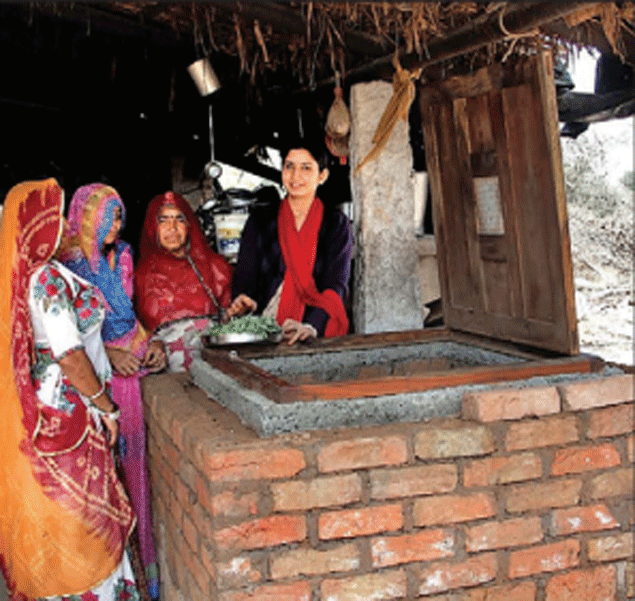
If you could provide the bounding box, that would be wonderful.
[64,184,159,599]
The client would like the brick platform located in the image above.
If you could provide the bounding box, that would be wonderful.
[142,372,633,601]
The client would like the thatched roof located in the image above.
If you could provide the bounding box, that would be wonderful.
[41,1,635,90]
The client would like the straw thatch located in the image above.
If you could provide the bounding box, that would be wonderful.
[105,1,634,88]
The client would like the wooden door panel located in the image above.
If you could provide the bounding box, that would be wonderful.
[436,100,482,310]
[420,53,578,354]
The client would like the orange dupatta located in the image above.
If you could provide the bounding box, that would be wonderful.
[276,196,348,337]
[0,180,127,599]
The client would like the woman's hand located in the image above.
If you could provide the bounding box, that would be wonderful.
[106,346,141,376]
[101,415,119,448]
[281,319,317,345]
[142,340,167,373]
[226,294,258,319]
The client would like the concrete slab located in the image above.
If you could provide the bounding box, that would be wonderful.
[190,342,622,437]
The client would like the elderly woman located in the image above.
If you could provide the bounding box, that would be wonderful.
[228,136,353,344]
[0,179,139,600]
[61,183,165,601]
[135,191,232,371]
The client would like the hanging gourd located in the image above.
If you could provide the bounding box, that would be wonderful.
[325,75,351,165]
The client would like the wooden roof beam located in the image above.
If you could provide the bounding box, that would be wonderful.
[303,1,592,90]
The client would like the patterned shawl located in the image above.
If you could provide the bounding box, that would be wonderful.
[0,180,132,599]
[63,183,137,342]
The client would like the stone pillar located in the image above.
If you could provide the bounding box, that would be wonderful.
[350,80,427,333]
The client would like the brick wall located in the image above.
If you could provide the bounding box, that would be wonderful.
[142,372,634,601]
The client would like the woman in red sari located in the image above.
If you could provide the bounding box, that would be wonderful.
[135,192,232,371]
[0,179,138,600]
[228,136,353,344]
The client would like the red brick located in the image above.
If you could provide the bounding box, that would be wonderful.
[216,556,262,591]
[560,374,633,410]
[219,581,312,601]
[157,455,176,491]
[192,502,216,542]
[271,473,361,511]
[463,385,560,422]
[545,565,616,601]
[371,529,453,567]
[182,511,199,553]
[168,491,184,529]
[551,443,621,475]
[176,477,195,519]
[551,504,619,535]
[370,464,457,500]
[178,456,198,492]
[464,452,542,487]
[214,515,306,551]
[506,479,581,513]
[209,490,259,520]
[317,436,407,472]
[589,468,633,499]
[184,577,206,601]
[164,527,185,592]
[417,553,497,595]
[198,542,217,583]
[587,531,633,561]
[165,440,181,473]
[466,517,543,552]
[627,434,634,463]
[321,570,407,601]
[587,403,634,438]
[270,544,359,579]
[201,446,305,482]
[421,581,537,601]
[413,492,495,527]
[626,560,634,598]
[509,539,579,578]
[505,415,578,451]
[415,425,495,459]
[319,504,403,540]
[181,546,212,597]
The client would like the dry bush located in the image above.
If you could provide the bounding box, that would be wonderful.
[561,125,633,365]
[561,129,633,274]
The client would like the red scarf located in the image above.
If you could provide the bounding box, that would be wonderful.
[277,196,348,337]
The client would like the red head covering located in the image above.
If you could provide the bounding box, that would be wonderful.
[135,191,233,332]
[0,180,132,597]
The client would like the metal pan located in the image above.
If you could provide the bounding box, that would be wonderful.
[203,331,283,346]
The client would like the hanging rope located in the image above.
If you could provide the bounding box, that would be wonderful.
[498,4,541,62]
[354,52,422,175]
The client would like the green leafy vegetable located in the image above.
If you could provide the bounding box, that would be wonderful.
[205,315,282,338]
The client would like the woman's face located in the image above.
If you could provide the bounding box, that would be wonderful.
[282,148,328,202]
[157,204,188,257]
[103,205,123,247]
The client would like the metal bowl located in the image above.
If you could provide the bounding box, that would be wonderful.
[203,331,283,346]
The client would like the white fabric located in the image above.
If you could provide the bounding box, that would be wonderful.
[28,260,112,412]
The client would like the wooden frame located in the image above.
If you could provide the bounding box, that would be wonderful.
[201,328,600,404]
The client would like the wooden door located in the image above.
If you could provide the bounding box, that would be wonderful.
[420,52,578,354]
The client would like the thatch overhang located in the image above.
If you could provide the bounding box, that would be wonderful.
[18,2,635,90]
[0,2,632,246]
